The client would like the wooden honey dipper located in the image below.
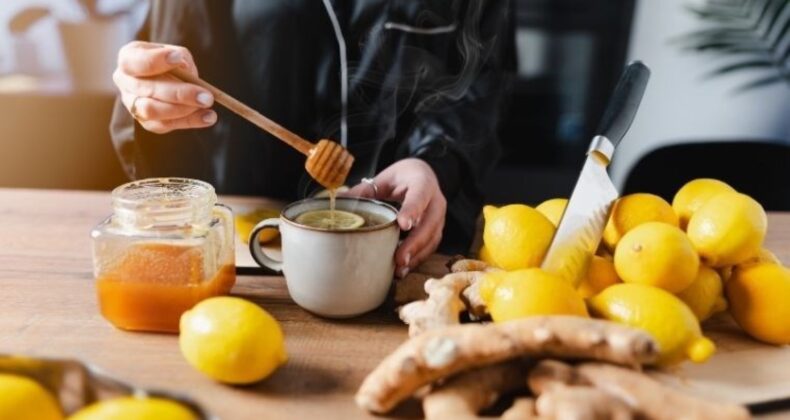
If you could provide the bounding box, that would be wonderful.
[171,68,354,189]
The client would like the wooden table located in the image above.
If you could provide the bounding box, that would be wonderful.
[0,188,789,419]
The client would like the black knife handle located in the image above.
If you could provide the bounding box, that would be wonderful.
[595,61,651,148]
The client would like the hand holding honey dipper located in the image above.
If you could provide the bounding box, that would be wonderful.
[114,42,447,272]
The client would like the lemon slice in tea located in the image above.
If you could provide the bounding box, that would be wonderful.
[295,210,365,230]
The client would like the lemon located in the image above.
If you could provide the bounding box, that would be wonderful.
[478,245,497,267]
[488,269,588,323]
[687,192,767,267]
[672,178,735,229]
[578,255,621,298]
[589,283,715,365]
[614,222,700,293]
[235,208,280,244]
[479,270,508,304]
[535,198,568,227]
[602,193,679,250]
[738,248,781,268]
[0,373,62,420]
[179,296,287,384]
[482,205,555,271]
[295,209,365,230]
[722,249,781,283]
[726,263,790,345]
[69,397,195,420]
[676,266,727,322]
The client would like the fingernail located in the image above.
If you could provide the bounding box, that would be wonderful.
[404,218,414,231]
[398,266,410,278]
[196,92,213,107]
[166,50,184,64]
[202,111,216,124]
[404,252,411,268]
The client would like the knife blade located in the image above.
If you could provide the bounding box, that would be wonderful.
[541,61,651,286]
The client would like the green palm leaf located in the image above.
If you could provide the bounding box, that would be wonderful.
[680,0,790,91]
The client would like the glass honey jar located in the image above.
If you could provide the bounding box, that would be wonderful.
[91,178,235,333]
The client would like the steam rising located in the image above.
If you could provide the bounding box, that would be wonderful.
[307,0,505,194]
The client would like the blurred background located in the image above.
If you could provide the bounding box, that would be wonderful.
[0,0,788,207]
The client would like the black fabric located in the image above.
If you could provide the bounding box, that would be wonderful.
[110,0,514,252]
[623,141,790,211]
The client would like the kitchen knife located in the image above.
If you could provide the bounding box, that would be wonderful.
[540,61,651,286]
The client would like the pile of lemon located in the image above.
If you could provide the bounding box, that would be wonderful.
[0,372,198,420]
[480,178,790,366]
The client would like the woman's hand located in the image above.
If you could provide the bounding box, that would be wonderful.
[113,41,217,134]
[347,158,447,278]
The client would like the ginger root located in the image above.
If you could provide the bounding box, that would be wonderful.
[399,272,484,336]
[528,360,635,420]
[535,385,635,420]
[418,254,454,278]
[422,360,529,420]
[399,258,494,328]
[394,255,454,305]
[449,258,501,274]
[448,258,499,317]
[575,363,750,420]
[527,359,585,394]
[462,278,488,319]
[527,360,750,420]
[394,272,431,305]
[355,316,658,413]
[501,398,539,420]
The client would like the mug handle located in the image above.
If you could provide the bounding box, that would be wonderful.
[249,218,283,273]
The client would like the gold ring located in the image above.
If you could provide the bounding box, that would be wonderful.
[361,177,378,198]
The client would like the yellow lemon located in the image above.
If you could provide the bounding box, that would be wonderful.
[478,245,497,267]
[0,374,62,420]
[726,263,790,345]
[738,248,781,268]
[614,222,700,293]
[578,255,621,298]
[482,205,555,271]
[672,178,735,229]
[722,249,781,283]
[479,270,508,304]
[179,296,287,384]
[69,397,195,420]
[535,198,568,227]
[235,208,280,244]
[602,193,679,250]
[687,192,767,267]
[589,283,715,365]
[676,266,727,322]
[488,269,588,323]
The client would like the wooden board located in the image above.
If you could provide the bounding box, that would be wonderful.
[0,188,789,419]
[652,314,790,411]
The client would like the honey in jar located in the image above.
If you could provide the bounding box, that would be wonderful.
[91,178,235,333]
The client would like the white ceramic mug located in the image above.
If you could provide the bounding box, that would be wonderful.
[249,198,399,318]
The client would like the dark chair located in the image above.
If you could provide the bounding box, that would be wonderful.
[623,141,790,211]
